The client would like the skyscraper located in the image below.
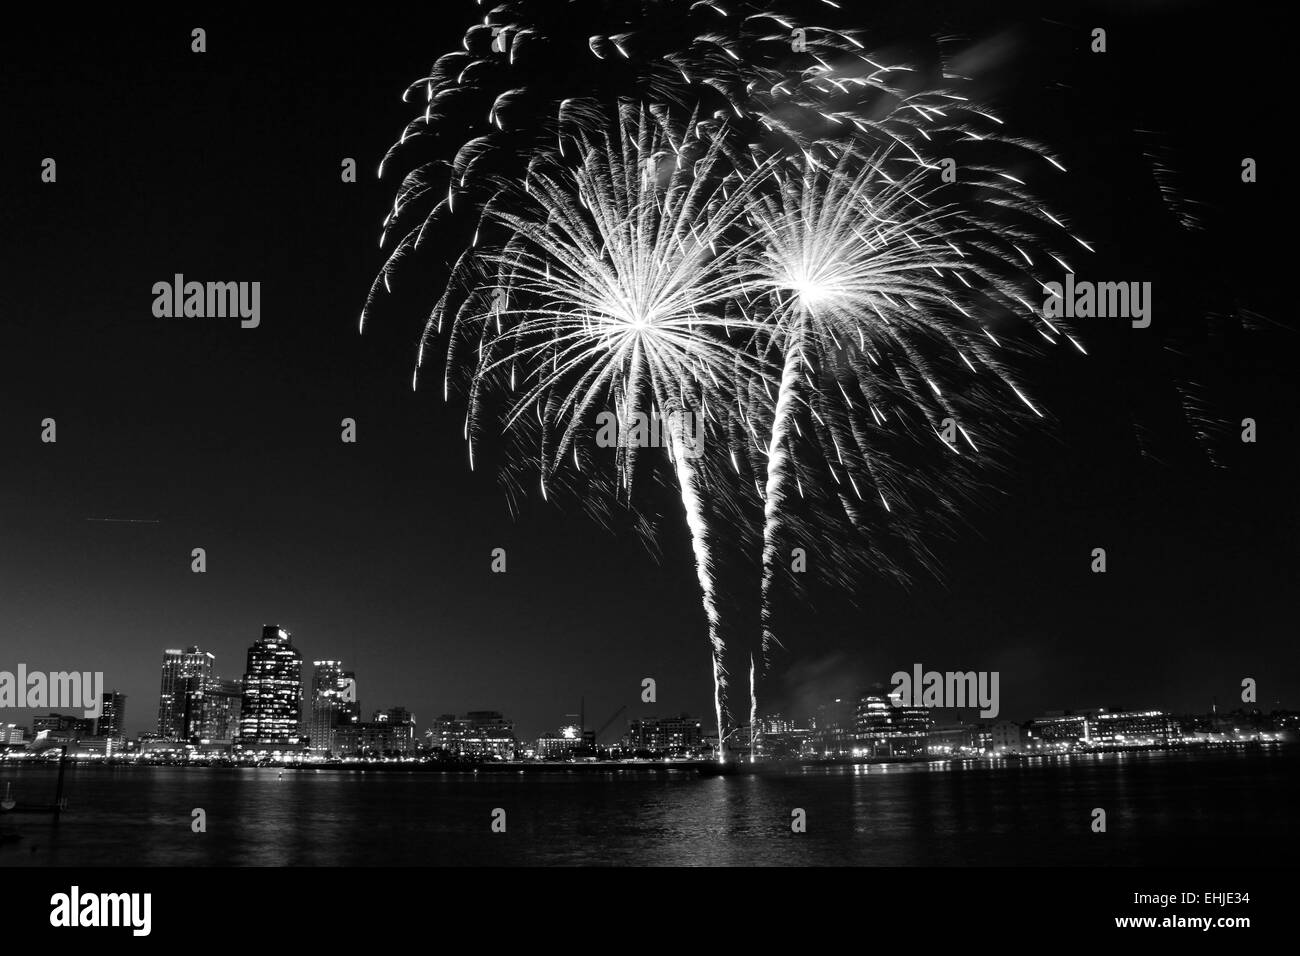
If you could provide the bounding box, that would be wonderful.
[198,678,243,744]
[238,626,304,750]
[372,707,415,753]
[310,660,358,755]
[97,691,127,740]
[157,646,215,740]
[180,673,208,741]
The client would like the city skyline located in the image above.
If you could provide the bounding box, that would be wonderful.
[3,621,1291,746]
[5,688,1290,762]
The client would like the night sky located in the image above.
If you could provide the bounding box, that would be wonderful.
[1,1,1292,741]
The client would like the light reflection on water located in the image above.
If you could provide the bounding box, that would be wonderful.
[0,749,1293,866]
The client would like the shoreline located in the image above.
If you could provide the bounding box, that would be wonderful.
[0,739,1289,776]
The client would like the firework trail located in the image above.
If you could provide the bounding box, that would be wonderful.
[738,122,1087,755]
[431,106,779,760]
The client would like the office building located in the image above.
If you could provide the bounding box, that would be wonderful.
[335,708,416,756]
[238,626,304,749]
[199,678,243,743]
[96,691,127,740]
[623,714,704,755]
[157,646,215,740]
[310,661,358,754]
[427,711,514,758]
[1089,709,1179,746]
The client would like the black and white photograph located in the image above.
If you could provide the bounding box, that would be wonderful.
[0,0,1291,936]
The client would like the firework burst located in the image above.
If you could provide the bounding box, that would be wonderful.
[736,126,1088,755]
[432,106,780,760]
[362,0,982,335]
[367,1,1097,764]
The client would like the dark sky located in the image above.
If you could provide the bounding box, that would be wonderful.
[1,2,1292,741]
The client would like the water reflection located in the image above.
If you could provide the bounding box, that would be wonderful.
[0,749,1293,866]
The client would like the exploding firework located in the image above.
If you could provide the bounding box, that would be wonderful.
[368,1,1098,764]
[431,106,781,760]
[362,0,978,334]
[735,120,1089,754]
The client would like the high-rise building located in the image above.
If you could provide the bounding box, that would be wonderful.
[309,661,358,755]
[96,691,127,740]
[238,626,304,750]
[378,706,413,726]
[374,707,416,754]
[198,678,243,743]
[179,673,207,740]
[157,646,215,740]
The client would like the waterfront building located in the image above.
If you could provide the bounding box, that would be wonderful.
[623,714,704,756]
[427,714,466,752]
[1089,709,1179,746]
[426,711,515,759]
[855,693,931,758]
[237,626,305,750]
[0,724,26,746]
[1026,712,1092,745]
[309,661,358,754]
[461,711,516,758]
[537,724,586,759]
[157,646,215,740]
[928,723,978,754]
[96,691,127,740]
[197,678,243,744]
[371,707,416,754]
[985,720,1024,753]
